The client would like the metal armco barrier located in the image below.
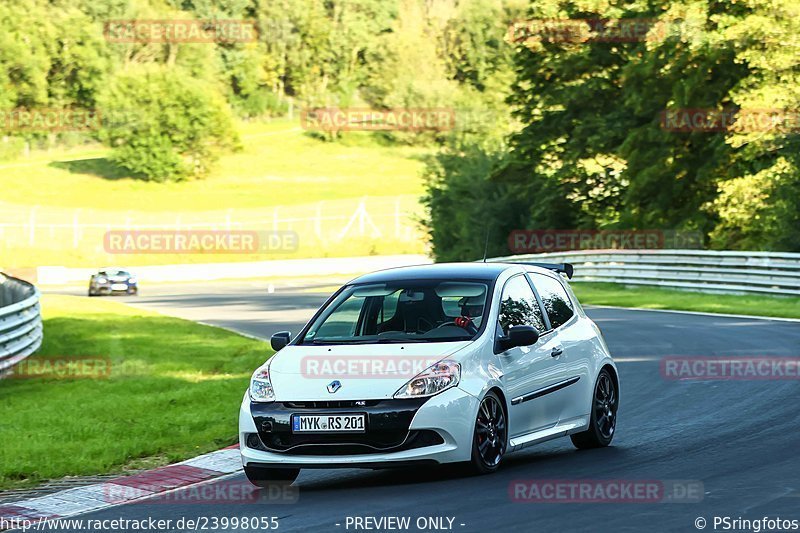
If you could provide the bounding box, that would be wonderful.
[489,250,800,296]
[0,273,43,372]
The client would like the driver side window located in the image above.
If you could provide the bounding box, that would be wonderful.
[498,275,546,335]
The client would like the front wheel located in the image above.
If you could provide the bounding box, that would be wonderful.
[571,368,618,449]
[468,391,507,474]
[244,465,300,488]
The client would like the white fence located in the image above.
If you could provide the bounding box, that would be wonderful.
[0,274,42,372]
[489,250,800,296]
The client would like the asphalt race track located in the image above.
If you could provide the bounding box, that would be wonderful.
[40,282,800,532]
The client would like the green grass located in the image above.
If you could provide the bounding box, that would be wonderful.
[0,119,431,268]
[572,282,800,319]
[0,120,429,211]
[0,295,271,491]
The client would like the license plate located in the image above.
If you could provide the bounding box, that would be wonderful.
[111,283,128,291]
[291,413,366,433]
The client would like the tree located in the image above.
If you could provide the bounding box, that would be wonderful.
[99,67,239,181]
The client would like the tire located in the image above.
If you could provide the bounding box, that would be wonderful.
[571,368,618,449]
[244,465,300,488]
[468,391,507,474]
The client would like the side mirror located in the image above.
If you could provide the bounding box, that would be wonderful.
[496,325,539,353]
[270,331,292,351]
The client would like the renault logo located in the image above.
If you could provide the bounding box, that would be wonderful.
[327,380,342,394]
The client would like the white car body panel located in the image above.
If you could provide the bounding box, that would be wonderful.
[268,341,472,401]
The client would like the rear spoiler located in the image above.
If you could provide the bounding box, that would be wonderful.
[516,262,574,279]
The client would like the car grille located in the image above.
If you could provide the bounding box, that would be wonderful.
[250,397,436,456]
[246,430,444,456]
[282,400,382,409]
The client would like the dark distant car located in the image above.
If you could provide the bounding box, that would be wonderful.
[88,269,138,296]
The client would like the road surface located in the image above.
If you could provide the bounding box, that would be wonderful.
[39,281,800,532]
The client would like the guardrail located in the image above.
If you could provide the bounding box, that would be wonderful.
[489,250,800,296]
[0,273,43,372]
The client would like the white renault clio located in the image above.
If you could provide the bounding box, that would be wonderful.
[239,262,618,486]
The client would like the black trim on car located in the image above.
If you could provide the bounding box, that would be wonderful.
[510,376,581,405]
[245,460,439,470]
[250,398,436,455]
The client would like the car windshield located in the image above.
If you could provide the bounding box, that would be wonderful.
[301,280,490,345]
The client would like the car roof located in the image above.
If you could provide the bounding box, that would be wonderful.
[349,262,520,284]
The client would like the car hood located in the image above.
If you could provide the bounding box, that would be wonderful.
[267,341,472,401]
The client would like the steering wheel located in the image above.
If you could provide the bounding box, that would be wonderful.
[434,317,478,335]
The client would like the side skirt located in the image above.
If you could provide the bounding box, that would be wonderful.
[507,415,590,452]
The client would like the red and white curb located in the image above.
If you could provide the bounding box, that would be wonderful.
[0,446,242,522]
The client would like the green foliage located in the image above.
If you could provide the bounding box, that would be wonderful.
[424,0,800,257]
[422,138,523,262]
[708,159,800,251]
[1,0,525,175]
[99,67,239,181]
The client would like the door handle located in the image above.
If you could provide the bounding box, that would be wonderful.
[551,347,563,358]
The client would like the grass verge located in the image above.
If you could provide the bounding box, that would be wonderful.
[0,120,430,267]
[572,282,800,319]
[0,294,270,491]
[0,120,429,211]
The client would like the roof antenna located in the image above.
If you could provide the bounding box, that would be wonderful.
[481,225,491,263]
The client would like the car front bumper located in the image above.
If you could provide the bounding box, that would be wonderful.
[91,284,137,294]
[239,386,478,468]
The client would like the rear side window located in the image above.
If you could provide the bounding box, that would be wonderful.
[530,273,574,329]
[498,275,546,334]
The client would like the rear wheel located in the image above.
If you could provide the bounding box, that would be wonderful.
[469,391,507,474]
[244,465,300,487]
[571,368,618,449]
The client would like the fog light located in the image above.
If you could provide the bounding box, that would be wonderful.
[246,433,267,451]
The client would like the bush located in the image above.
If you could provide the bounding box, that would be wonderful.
[708,158,800,251]
[99,68,239,182]
[422,138,530,261]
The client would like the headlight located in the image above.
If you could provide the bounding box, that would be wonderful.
[394,359,460,399]
[128,278,137,284]
[249,365,275,402]
[96,277,108,284]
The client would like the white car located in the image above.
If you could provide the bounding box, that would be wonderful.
[239,262,618,485]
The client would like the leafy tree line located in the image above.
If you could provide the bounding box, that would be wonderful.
[424,0,800,257]
[0,0,522,181]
